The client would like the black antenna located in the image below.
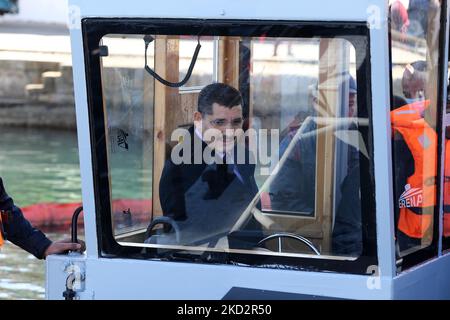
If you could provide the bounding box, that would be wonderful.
[144,35,201,88]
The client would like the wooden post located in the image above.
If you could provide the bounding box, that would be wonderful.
[218,37,240,88]
[315,38,348,252]
[152,37,181,217]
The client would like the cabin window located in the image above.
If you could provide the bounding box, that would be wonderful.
[178,36,218,91]
[99,34,154,238]
[389,0,444,259]
[85,20,376,273]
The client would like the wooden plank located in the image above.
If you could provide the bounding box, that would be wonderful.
[315,38,347,252]
[218,37,240,88]
[153,37,202,218]
[263,214,323,238]
[153,37,181,217]
[179,93,199,127]
[152,37,167,218]
[164,39,182,136]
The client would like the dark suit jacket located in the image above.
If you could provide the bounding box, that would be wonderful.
[0,177,52,259]
[158,126,259,245]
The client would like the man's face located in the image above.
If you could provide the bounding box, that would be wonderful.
[311,93,357,117]
[348,93,357,117]
[194,103,244,154]
[403,73,426,102]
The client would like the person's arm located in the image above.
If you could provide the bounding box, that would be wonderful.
[2,205,52,259]
[3,207,83,259]
[159,160,187,220]
[0,178,82,259]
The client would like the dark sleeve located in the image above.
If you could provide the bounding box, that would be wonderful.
[248,171,259,199]
[0,177,52,259]
[332,165,362,256]
[3,206,52,260]
[159,160,187,221]
[269,132,316,214]
[393,131,415,225]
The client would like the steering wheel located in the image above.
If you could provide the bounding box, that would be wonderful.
[144,216,181,244]
[256,232,320,255]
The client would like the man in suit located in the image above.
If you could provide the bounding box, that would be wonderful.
[270,75,359,216]
[268,75,363,256]
[157,83,259,247]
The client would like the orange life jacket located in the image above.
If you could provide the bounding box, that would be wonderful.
[391,100,430,126]
[443,139,450,237]
[0,212,4,247]
[391,101,437,239]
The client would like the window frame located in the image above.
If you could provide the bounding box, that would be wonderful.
[388,0,449,270]
[82,18,377,274]
[178,36,220,93]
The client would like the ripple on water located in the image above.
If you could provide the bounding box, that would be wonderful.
[0,280,45,293]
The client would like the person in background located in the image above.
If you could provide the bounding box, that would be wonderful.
[270,74,358,216]
[0,177,85,259]
[402,61,427,104]
[267,73,363,255]
[391,61,437,252]
[390,0,410,42]
[407,0,429,39]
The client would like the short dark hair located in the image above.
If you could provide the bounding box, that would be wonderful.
[198,83,244,115]
[409,60,427,72]
[403,60,427,80]
[402,60,427,98]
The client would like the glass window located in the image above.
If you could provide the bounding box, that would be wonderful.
[101,34,154,237]
[247,37,363,257]
[390,0,442,257]
[88,20,376,272]
[179,36,217,90]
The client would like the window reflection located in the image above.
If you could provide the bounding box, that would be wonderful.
[389,0,442,256]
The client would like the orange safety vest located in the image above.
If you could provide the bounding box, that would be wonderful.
[443,140,450,237]
[0,212,4,247]
[391,100,430,124]
[391,101,437,239]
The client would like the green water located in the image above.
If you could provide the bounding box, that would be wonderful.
[0,127,81,300]
[0,127,82,206]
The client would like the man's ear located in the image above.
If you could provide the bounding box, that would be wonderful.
[193,111,203,128]
[194,111,203,122]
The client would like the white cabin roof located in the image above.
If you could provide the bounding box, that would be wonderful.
[69,0,388,23]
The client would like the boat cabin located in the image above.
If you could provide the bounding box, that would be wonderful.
[46,0,450,299]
